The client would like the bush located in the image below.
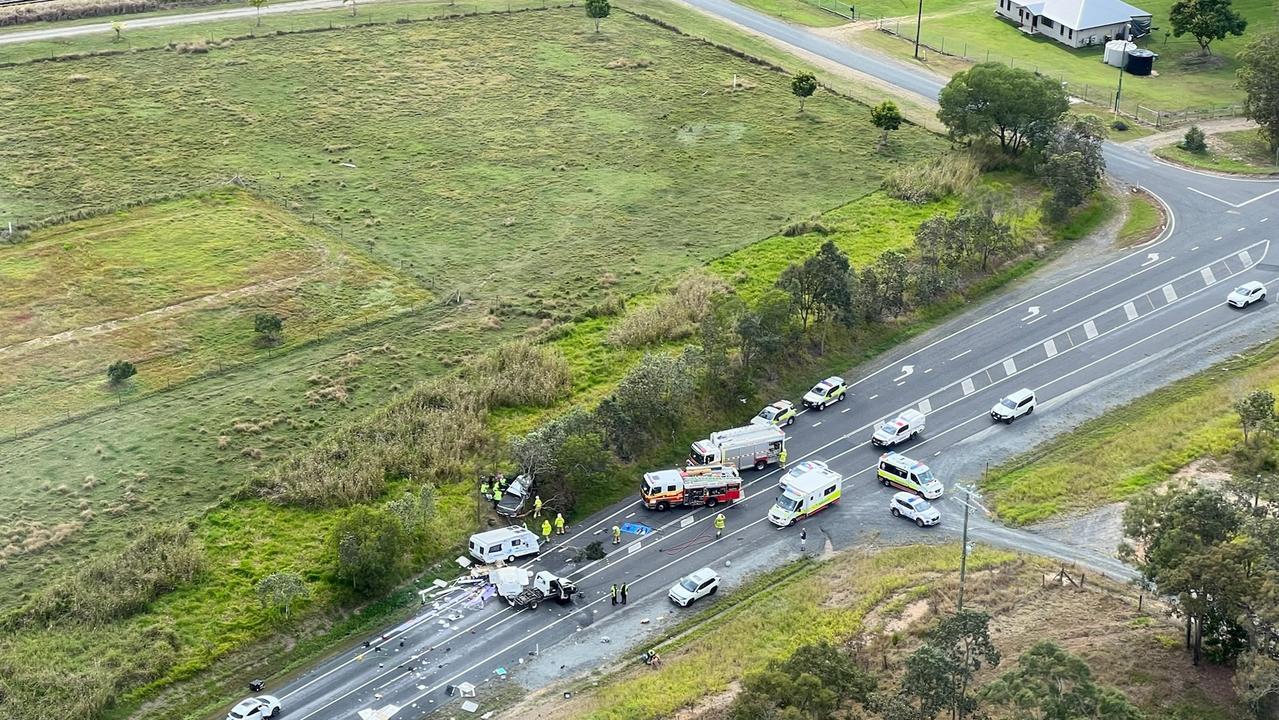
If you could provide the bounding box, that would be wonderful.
[333,506,410,595]
[469,340,572,408]
[258,380,489,506]
[883,153,980,204]
[607,271,731,348]
[1182,125,1208,153]
[1111,119,1130,131]
[6,524,202,628]
[106,359,136,386]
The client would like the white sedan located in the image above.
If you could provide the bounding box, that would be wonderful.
[1227,281,1266,308]
[227,696,281,720]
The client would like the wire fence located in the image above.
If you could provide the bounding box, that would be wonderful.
[874,19,1242,128]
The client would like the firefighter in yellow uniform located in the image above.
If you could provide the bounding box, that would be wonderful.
[778,448,788,468]
[554,512,565,535]
[612,525,622,545]
[541,519,553,543]
[714,513,726,539]
[533,495,543,518]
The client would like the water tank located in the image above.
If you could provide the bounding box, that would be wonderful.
[1104,40,1136,67]
[1125,48,1156,76]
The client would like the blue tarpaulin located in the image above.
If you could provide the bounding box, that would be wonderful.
[620,522,653,536]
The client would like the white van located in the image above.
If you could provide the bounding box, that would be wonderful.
[871,409,925,447]
[468,526,541,565]
[769,465,842,526]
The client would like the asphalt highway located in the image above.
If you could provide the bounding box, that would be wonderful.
[19,0,1268,715]
[250,5,1279,717]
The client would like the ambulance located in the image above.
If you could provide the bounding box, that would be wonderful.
[641,464,742,511]
[876,452,944,499]
[768,463,842,526]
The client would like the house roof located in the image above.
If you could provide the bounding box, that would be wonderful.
[1040,0,1150,29]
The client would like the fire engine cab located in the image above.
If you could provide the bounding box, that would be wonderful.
[641,465,742,511]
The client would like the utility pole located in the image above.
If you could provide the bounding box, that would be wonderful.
[958,485,971,612]
[1113,51,1128,114]
[913,0,924,59]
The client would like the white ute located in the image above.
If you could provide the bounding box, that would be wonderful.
[802,376,848,410]
[1228,281,1266,308]
[991,388,1036,423]
[890,491,940,527]
[227,696,280,720]
[872,409,925,447]
[669,567,720,606]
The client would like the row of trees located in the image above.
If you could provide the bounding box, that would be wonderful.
[1117,388,1279,717]
[730,612,1141,720]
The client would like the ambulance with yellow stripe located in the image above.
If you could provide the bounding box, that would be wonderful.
[876,452,944,499]
[768,462,842,526]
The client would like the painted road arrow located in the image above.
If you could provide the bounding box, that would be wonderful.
[1020,306,1040,322]
[892,365,914,382]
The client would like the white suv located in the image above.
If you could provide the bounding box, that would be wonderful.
[227,696,281,720]
[890,492,940,527]
[669,568,720,606]
[991,388,1035,423]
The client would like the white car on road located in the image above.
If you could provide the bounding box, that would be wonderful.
[802,376,848,410]
[227,696,281,720]
[872,409,925,447]
[991,388,1036,423]
[1227,281,1266,308]
[669,567,720,606]
[890,492,940,527]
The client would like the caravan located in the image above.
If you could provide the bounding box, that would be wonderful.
[768,463,842,527]
[468,526,542,564]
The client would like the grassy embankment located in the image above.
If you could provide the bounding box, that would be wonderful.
[985,336,1279,525]
[1116,190,1164,247]
[1154,128,1279,175]
[0,8,955,718]
[500,543,1239,720]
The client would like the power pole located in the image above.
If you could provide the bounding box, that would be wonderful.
[958,485,971,612]
[913,0,924,59]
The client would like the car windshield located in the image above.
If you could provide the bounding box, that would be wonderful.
[691,449,713,465]
[878,422,895,434]
[812,384,829,394]
[776,495,799,512]
[679,578,699,593]
[1000,398,1017,409]
[1236,286,1252,294]
[914,499,933,512]
[230,713,246,720]
[757,408,776,420]
[918,469,936,484]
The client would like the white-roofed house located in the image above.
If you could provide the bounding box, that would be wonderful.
[995,0,1152,48]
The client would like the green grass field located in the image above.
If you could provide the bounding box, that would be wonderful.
[1154,127,1279,174]
[984,337,1279,524]
[0,190,429,433]
[0,7,954,718]
[855,0,1275,112]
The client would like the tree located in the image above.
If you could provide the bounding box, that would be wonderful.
[594,348,702,459]
[856,265,883,322]
[871,100,903,148]
[1228,438,1279,511]
[254,313,284,346]
[730,642,875,720]
[111,20,125,41]
[342,0,357,15]
[777,260,823,331]
[983,641,1144,720]
[249,0,268,25]
[792,72,818,113]
[585,0,610,32]
[1235,648,1279,719]
[1040,116,1107,223]
[1122,486,1248,665]
[1170,0,1247,55]
[955,206,1014,271]
[255,571,309,618]
[928,609,1001,720]
[1182,125,1208,152]
[1238,32,1279,153]
[1234,389,1275,444]
[736,289,793,380]
[107,359,137,386]
[776,240,853,332]
[937,63,1069,153]
[333,506,409,594]
[874,250,910,318]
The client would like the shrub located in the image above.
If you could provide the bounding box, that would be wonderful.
[333,506,409,595]
[6,524,202,628]
[1182,125,1208,153]
[607,271,731,348]
[106,359,136,386]
[468,340,572,408]
[883,153,980,204]
[1111,119,1129,131]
